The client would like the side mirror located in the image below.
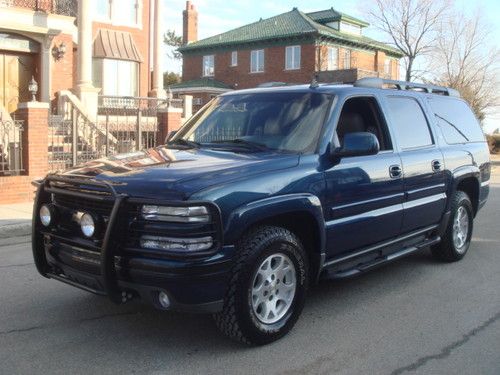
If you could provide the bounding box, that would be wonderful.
[334,132,380,158]
[164,130,178,144]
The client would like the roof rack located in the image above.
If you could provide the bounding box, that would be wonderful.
[354,77,460,97]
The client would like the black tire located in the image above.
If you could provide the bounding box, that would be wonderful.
[432,191,474,262]
[214,226,309,345]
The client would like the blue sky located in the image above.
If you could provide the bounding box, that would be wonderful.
[161,0,500,131]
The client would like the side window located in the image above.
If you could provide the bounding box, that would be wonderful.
[336,97,392,151]
[428,97,485,143]
[387,97,433,150]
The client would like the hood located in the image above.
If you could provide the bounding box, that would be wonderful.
[61,147,299,199]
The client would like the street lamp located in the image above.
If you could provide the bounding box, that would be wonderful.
[28,76,38,102]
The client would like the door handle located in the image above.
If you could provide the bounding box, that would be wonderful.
[432,160,442,172]
[389,165,402,178]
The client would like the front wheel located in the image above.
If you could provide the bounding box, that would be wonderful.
[432,191,474,262]
[214,226,309,345]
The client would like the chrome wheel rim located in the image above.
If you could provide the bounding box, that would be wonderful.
[251,253,297,324]
[453,206,469,252]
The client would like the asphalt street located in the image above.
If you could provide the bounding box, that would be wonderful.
[0,183,499,374]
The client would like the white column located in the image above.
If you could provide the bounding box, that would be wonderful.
[40,36,53,103]
[76,0,92,88]
[151,0,166,98]
[76,0,100,120]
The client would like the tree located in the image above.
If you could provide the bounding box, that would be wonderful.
[164,30,183,60]
[428,10,499,122]
[163,72,181,87]
[365,0,449,81]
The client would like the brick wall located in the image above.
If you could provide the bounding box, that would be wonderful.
[0,103,49,204]
[50,33,74,103]
[183,43,318,89]
[183,43,400,90]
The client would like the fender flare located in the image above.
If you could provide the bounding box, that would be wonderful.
[224,193,326,256]
[447,165,481,211]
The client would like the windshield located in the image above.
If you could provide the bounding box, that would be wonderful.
[171,92,332,153]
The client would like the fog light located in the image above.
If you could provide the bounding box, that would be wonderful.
[158,291,170,308]
[39,204,54,227]
[80,212,96,238]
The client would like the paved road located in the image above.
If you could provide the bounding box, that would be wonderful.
[1,185,499,375]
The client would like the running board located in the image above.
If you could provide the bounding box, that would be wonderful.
[322,236,441,280]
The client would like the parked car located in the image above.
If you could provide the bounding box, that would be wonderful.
[32,78,490,345]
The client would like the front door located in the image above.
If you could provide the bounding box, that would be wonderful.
[0,53,35,113]
[324,96,404,258]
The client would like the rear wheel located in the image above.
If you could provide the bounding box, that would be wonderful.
[432,191,473,262]
[214,226,308,345]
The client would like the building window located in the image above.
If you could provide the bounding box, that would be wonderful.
[193,98,203,106]
[250,49,264,73]
[327,47,339,70]
[113,0,139,26]
[285,45,301,70]
[384,59,391,75]
[95,0,111,19]
[343,49,351,69]
[93,58,139,96]
[231,51,238,67]
[203,55,215,77]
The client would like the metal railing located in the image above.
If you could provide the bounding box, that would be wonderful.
[0,0,77,16]
[0,117,24,176]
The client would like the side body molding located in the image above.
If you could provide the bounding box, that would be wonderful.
[224,193,326,254]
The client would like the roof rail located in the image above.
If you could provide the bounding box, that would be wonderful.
[354,77,460,97]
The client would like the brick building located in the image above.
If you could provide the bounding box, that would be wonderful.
[173,3,403,110]
[0,0,167,116]
[0,0,188,204]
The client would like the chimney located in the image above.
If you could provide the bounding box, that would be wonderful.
[183,1,198,45]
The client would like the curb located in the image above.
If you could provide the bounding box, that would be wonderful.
[0,222,32,239]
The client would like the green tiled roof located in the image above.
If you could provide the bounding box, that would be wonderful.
[169,78,231,90]
[179,8,402,57]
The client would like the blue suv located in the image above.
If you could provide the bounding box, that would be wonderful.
[32,78,490,345]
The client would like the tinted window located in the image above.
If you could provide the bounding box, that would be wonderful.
[387,97,433,149]
[428,97,485,143]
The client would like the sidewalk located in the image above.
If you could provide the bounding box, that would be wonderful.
[0,202,33,239]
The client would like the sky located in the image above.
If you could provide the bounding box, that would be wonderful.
[161,0,500,132]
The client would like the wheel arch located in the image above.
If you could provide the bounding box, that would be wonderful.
[224,194,326,282]
[451,167,480,216]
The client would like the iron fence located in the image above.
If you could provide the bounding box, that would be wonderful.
[1,0,77,16]
[0,117,24,176]
[48,95,183,172]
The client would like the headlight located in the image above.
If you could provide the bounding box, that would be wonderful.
[141,205,210,223]
[80,212,96,238]
[140,235,213,252]
[39,204,53,227]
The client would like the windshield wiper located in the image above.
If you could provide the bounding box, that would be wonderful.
[167,138,201,149]
[209,139,270,151]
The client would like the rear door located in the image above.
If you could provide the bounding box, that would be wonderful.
[384,95,446,233]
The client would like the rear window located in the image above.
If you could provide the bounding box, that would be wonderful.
[428,97,485,144]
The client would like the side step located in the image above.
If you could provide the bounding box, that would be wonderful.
[322,236,441,280]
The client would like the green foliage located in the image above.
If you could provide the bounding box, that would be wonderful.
[163,72,181,87]
[164,30,183,60]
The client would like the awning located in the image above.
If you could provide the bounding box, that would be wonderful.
[93,29,143,62]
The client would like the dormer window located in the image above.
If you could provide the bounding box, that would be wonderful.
[340,21,362,35]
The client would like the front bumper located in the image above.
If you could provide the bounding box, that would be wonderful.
[32,175,233,313]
